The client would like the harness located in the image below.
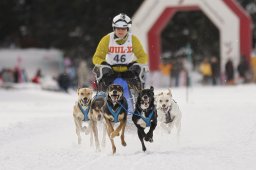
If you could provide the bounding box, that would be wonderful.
[164,106,174,123]
[77,92,107,122]
[133,110,154,127]
[94,91,107,100]
[106,102,123,123]
[78,102,90,121]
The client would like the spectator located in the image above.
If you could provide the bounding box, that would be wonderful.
[21,69,28,82]
[182,57,193,86]
[210,56,220,85]
[225,58,235,85]
[77,60,89,87]
[32,69,42,84]
[0,69,3,86]
[251,56,256,83]
[1,68,14,83]
[199,58,212,85]
[159,58,172,87]
[237,57,249,83]
[13,66,22,83]
[171,58,183,87]
[66,64,77,89]
[57,70,70,92]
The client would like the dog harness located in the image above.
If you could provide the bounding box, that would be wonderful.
[165,108,174,124]
[78,103,90,121]
[94,91,107,100]
[134,110,154,127]
[106,102,123,123]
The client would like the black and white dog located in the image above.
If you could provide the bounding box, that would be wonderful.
[132,86,157,152]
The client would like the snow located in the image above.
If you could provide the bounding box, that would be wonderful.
[1,84,256,170]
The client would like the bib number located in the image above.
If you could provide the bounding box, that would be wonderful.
[106,53,134,65]
[113,55,126,63]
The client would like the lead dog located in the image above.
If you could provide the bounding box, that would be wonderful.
[73,88,106,151]
[156,88,182,137]
[103,84,128,154]
[132,86,157,152]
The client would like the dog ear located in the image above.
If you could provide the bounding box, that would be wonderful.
[120,86,124,93]
[167,88,172,96]
[150,86,154,91]
[156,92,163,96]
[77,88,80,95]
[107,85,111,93]
[137,90,142,100]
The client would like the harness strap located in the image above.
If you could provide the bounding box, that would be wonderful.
[165,107,174,123]
[78,103,90,121]
[107,103,123,123]
[134,110,154,127]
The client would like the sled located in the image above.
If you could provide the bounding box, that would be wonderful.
[92,64,148,114]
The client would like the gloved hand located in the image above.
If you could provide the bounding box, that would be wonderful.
[127,61,137,68]
[128,62,140,75]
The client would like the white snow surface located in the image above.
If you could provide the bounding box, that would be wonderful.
[1,85,256,170]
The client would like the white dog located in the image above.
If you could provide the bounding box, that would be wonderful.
[156,88,182,137]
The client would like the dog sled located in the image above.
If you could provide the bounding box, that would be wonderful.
[92,63,149,114]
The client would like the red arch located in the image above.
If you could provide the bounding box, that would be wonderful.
[148,1,252,71]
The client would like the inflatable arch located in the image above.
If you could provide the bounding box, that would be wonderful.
[132,0,252,72]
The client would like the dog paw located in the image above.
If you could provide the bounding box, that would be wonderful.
[84,128,90,135]
[144,136,153,143]
[137,119,146,128]
[144,133,153,142]
[121,141,127,147]
[81,126,86,132]
[96,147,101,152]
[110,131,119,139]
[149,138,153,143]
[112,146,116,154]
[144,136,150,141]
[142,146,146,152]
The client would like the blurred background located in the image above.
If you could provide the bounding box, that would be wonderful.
[0,0,256,91]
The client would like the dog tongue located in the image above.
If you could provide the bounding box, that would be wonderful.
[113,96,118,101]
[83,99,88,104]
[111,95,119,102]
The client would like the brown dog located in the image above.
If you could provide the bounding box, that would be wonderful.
[73,88,106,151]
[103,84,128,154]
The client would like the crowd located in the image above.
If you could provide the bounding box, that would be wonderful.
[1,54,256,91]
[198,56,254,86]
[0,57,92,92]
[159,54,256,87]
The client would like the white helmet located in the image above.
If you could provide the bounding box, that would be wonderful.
[112,13,132,29]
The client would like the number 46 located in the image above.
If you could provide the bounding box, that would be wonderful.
[114,55,126,63]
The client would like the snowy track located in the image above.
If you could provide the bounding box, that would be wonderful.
[1,85,256,170]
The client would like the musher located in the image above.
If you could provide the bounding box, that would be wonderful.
[92,13,149,92]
